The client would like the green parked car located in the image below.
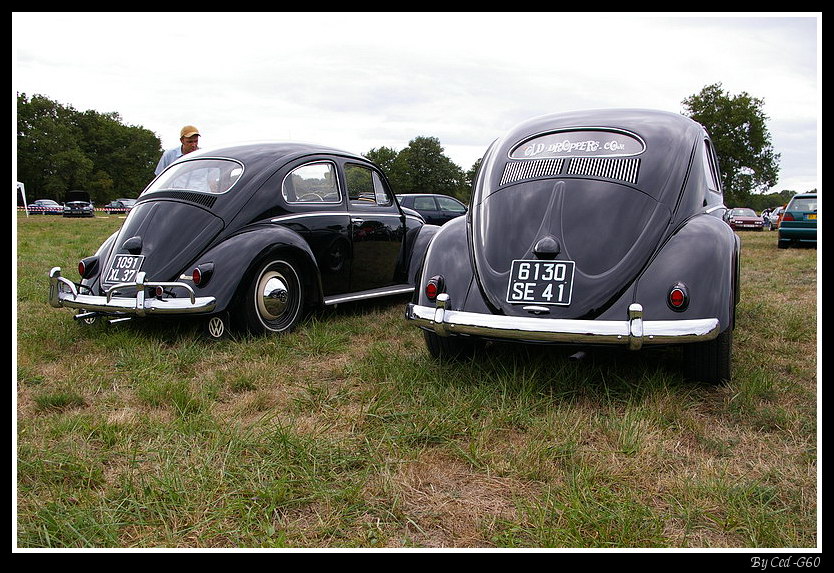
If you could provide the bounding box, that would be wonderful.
[778,192,817,248]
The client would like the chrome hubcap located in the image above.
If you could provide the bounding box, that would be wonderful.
[258,272,290,320]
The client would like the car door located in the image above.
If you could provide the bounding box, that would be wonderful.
[278,160,352,297]
[343,162,404,292]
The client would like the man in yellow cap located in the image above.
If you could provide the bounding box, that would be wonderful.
[154,125,201,176]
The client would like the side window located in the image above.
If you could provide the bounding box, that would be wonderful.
[437,196,466,214]
[345,163,393,207]
[413,196,437,210]
[282,161,340,203]
[702,139,721,194]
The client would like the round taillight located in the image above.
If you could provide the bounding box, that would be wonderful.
[78,256,98,279]
[425,275,444,301]
[668,283,689,311]
[192,262,214,286]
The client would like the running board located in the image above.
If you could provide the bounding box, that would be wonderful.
[323,284,414,306]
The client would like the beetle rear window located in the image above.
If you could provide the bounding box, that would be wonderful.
[145,159,243,195]
[509,129,645,160]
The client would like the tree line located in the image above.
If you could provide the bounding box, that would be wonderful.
[17,84,805,209]
[16,93,161,206]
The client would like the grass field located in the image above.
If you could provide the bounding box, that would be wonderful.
[14,213,819,549]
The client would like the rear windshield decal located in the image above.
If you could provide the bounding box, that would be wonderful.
[510,129,645,160]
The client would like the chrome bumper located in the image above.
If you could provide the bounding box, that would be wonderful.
[406,294,720,350]
[49,267,217,317]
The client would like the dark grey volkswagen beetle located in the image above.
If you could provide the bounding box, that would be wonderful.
[49,143,437,338]
[406,109,740,384]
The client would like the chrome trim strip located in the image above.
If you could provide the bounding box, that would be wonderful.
[269,212,422,225]
[406,294,720,347]
[49,267,216,316]
[324,285,414,306]
[270,212,348,223]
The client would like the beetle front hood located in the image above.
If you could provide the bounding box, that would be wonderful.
[101,200,224,286]
[471,178,671,318]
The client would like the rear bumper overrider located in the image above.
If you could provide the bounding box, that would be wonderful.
[406,293,720,350]
[49,267,217,317]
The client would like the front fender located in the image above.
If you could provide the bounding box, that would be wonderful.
[186,224,322,313]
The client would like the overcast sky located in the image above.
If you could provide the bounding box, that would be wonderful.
[13,12,820,194]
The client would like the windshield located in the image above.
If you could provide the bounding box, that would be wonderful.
[732,208,756,217]
[144,158,244,196]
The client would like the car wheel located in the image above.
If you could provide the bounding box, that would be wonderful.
[79,310,98,326]
[244,258,304,335]
[423,330,479,360]
[682,328,732,384]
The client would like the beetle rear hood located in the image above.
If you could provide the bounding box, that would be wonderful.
[102,200,224,285]
[472,178,671,318]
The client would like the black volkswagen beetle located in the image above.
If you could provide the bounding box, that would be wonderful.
[49,143,437,338]
[406,109,740,384]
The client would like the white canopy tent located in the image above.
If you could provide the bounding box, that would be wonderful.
[17,181,28,217]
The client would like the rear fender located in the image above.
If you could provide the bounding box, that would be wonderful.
[405,223,441,286]
[632,214,739,329]
[413,216,474,307]
[79,230,120,291]
[185,225,322,313]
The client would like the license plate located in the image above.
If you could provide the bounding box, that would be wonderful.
[506,259,575,305]
[104,254,145,284]
[808,213,816,220]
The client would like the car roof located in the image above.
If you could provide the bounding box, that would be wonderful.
[183,142,367,171]
[397,193,459,198]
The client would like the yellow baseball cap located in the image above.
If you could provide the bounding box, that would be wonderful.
[180,125,200,138]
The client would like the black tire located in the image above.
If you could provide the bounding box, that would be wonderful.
[682,328,732,384]
[423,330,479,360]
[243,258,304,335]
[78,309,98,326]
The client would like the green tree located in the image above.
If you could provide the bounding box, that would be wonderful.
[364,146,399,176]
[16,93,93,199]
[16,93,162,204]
[73,108,161,204]
[682,83,780,207]
[366,136,469,201]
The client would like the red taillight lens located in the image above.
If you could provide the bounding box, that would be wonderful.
[668,283,689,311]
[192,262,214,286]
[78,256,98,279]
[425,275,444,300]
[782,212,795,222]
